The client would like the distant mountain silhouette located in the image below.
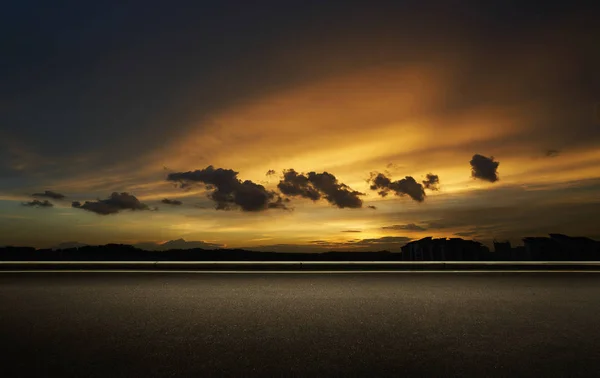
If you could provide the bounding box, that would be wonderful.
[51,241,90,250]
[133,239,223,251]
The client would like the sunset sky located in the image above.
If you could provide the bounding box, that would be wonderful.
[1,0,599,251]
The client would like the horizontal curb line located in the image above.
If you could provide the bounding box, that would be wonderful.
[3,270,600,274]
[2,261,600,272]
[2,261,600,265]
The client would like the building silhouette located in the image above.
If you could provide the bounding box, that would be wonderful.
[400,237,490,261]
[492,240,526,260]
[523,234,600,260]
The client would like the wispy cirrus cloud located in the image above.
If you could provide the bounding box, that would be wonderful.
[382,223,427,231]
[32,190,65,200]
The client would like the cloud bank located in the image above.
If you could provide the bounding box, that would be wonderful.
[167,166,288,212]
[72,192,151,215]
[277,169,364,208]
[369,172,440,202]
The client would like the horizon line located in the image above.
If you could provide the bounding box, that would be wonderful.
[2,233,599,252]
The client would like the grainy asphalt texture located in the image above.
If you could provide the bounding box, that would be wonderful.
[1,272,600,377]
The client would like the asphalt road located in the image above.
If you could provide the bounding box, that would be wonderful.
[1,272,600,377]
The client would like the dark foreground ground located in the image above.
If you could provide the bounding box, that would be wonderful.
[1,272,600,377]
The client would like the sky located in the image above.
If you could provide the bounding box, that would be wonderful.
[1,0,599,251]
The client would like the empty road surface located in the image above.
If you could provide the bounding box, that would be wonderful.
[1,272,600,377]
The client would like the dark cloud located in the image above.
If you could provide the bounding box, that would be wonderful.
[167,166,288,212]
[71,192,151,215]
[277,170,321,201]
[470,154,500,183]
[368,173,392,197]
[368,205,377,210]
[422,174,440,191]
[545,149,560,158]
[382,223,427,231]
[32,190,65,200]
[22,199,53,208]
[369,173,429,202]
[278,169,364,209]
[266,169,276,176]
[161,198,183,206]
[341,230,362,233]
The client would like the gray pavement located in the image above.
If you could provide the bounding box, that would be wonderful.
[1,272,600,377]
